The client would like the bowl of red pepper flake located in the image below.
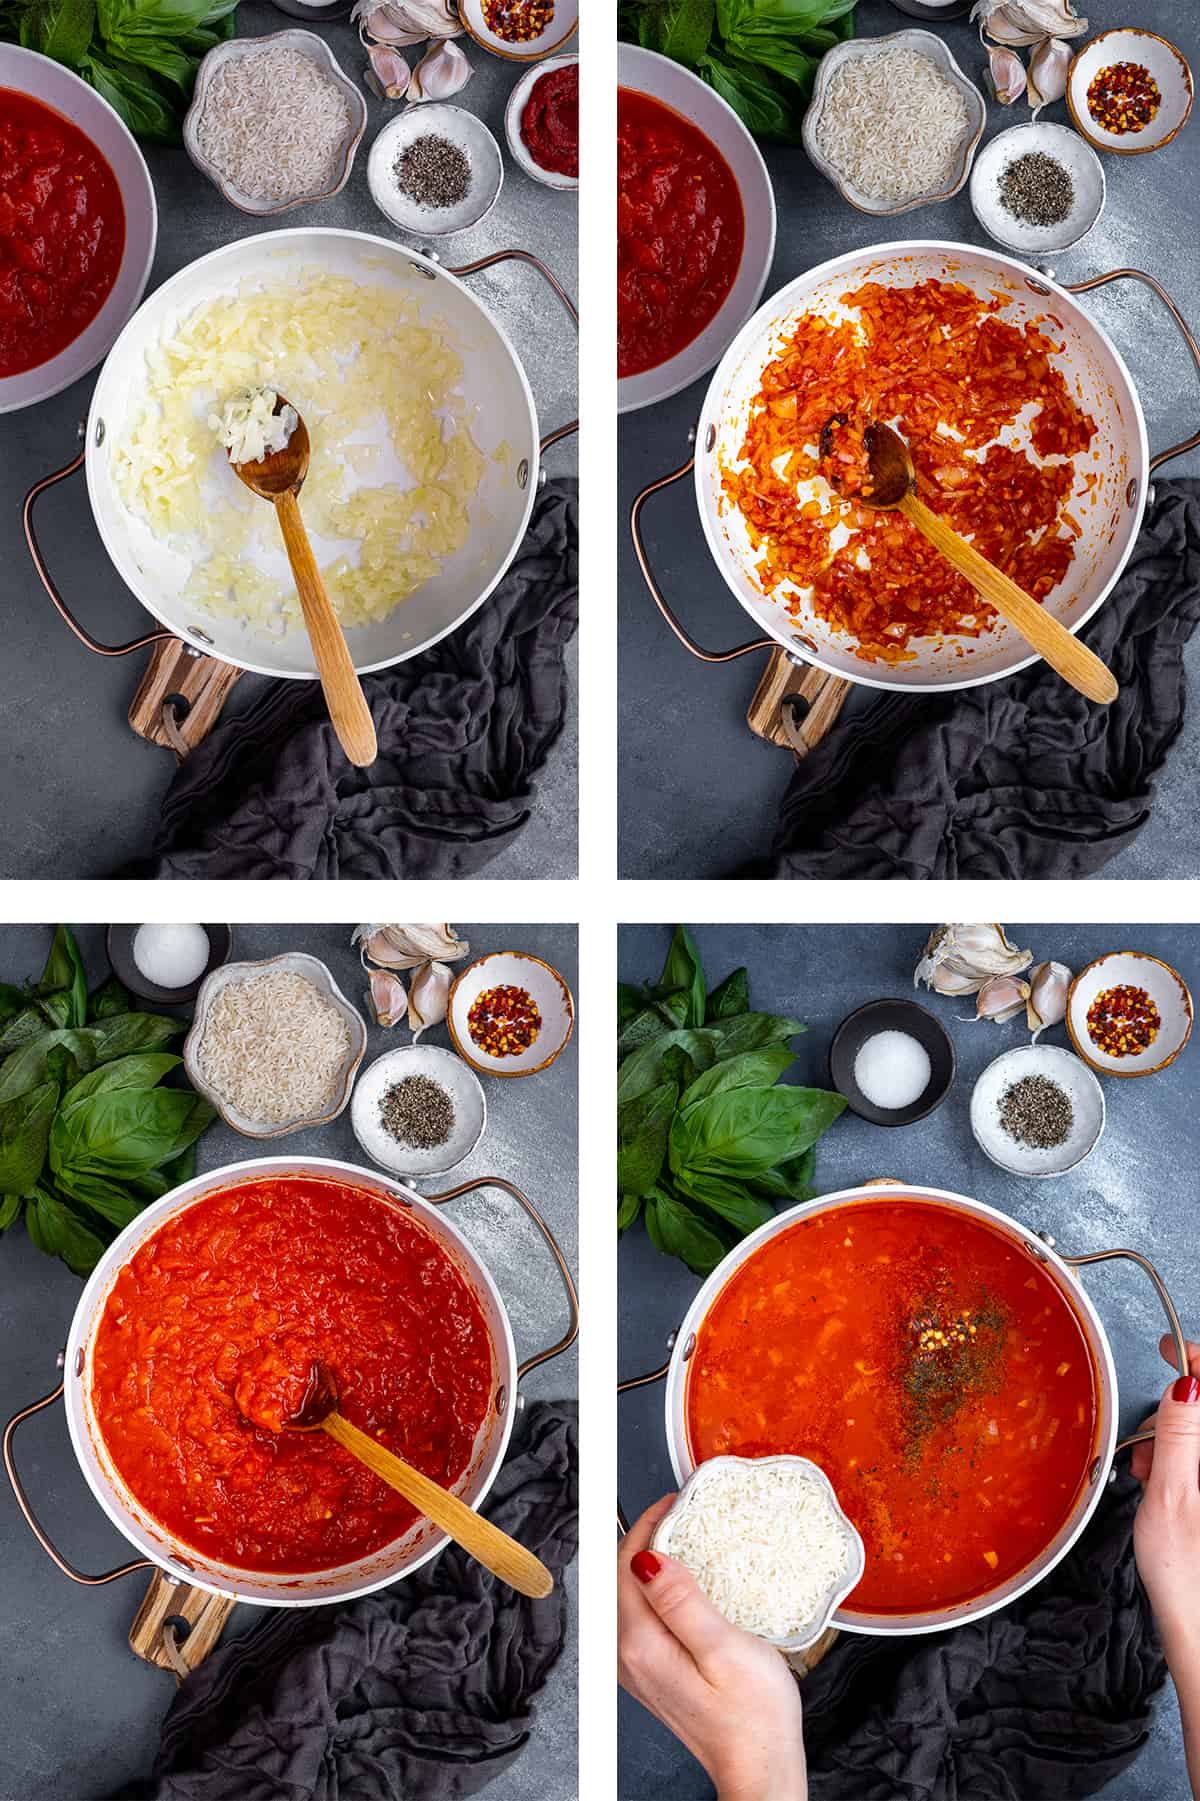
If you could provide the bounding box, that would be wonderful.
[506,55,578,188]
[460,0,578,63]
[449,950,575,1077]
[1068,29,1192,156]
[1067,951,1193,1078]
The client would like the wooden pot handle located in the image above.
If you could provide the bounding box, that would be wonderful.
[129,1570,237,1681]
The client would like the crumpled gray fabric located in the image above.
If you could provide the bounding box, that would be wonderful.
[767,482,1200,880]
[124,483,577,881]
[800,1477,1165,1801]
[117,1402,577,1801]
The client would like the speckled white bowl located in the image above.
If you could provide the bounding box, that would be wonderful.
[1066,952,1193,1078]
[447,951,573,1078]
[505,54,577,189]
[367,104,504,237]
[351,1043,487,1178]
[970,1043,1105,1178]
[459,0,577,62]
[970,122,1105,254]
[1067,28,1193,156]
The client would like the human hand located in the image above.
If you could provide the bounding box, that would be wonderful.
[618,1496,808,1801]
[1131,1334,1200,1643]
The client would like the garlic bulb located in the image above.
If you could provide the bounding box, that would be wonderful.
[352,924,469,970]
[1028,37,1071,116]
[988,44,1027,104]
[409,961,452,1041]
[974,974,1032,1023]
[364,44,411,100]
[915,924,1034,995]
[352,0,461,44]
[972,0,1086,45]
[1027,961,1071,1040]
[367,968,407,1028]
[408,39,471,103]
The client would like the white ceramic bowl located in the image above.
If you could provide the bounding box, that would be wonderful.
[0,45,157,416]
[803,30,985,216]
[447,952,574,1078]
[618,44,776,414]
[1068,29,1193,156]
[970,122,1105,254]
[184,31,366,215]
[351,1043,487,1177]
[652,1455,866,1652]
[184,952,367,1136]
[367,104,503,237]
[970,1044,1105,1178]
[1066,952,1193,1078]
[505,54,577,189]
[459,0,577,62]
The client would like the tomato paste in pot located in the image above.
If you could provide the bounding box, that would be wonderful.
[90,1175,494,1574]
[617,87,744,379]
[521,63,578,178]
[0,89,125,380]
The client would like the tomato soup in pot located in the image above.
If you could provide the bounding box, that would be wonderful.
[685,1197,1099,1615]
[90,1174,495,1574]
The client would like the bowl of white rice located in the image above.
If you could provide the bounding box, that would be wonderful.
[185,952,367,1137]
[651,1454,866,1652]
[803,30,985,217]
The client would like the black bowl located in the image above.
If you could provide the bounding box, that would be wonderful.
[106,925,233,1007]
[829,998,956,1127]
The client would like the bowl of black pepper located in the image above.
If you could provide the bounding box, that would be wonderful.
[969,1043,1105,1178]
[969,121,1105,254]
[367,104,504,237]
[351,1043,487,1177]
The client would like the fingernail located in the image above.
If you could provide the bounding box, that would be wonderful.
[631,1551,661,1585]
[1172,1376,1200,1404]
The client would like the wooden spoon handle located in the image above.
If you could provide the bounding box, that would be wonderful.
[900,494,1118,706]
[273,490,378,767]
[322,1411,553,1599]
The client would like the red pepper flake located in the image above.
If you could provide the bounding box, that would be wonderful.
[1086,983,1160,1058]
[1086,62,1161,136]
[482,0,553,43]
[468,984,541,1058]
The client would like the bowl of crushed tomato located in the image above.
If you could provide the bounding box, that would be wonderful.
[618,45,776,413]
[506,55,577,189]
[0,45,156,414]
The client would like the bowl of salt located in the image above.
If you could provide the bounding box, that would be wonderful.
[829,998,955,1126]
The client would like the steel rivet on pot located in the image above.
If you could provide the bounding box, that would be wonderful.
[1126,478,1138,508]
[666,1328,678,1351]
[1028,274,1053,293]
[187,626,215,646]
[1147,482,1157,508]
[56,1347,66,1370]
[74,1348,84,1377]
[1037,1230,1056,1248]
[94,419,105,447]
[681,1332,696,1362]
[517,459,529,490]
[495,1384,507,1415]
[704,424,716,453]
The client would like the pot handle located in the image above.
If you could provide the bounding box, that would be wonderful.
[615,1348,673,1533]
[1062,268,1200,475]
[631,452,775,663]
[23,446,176,659]
[3,1377,153,1585]
[447,249,579,456]
[424,1176,578,1380]
[1054,1242,1189,1463]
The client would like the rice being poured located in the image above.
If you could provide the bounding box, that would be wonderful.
[664,1460,855,1640]
[814,47,972,204]
[194,970,353,1125]
[193,46,355,204]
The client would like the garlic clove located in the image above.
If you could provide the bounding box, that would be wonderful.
[359,9,425,47]
[352,0,462,40]
[364,44,411,100]
[915,923,1034,994]
[988,45,1027,104]
[409,961,451,1041]
[1027,960,1071,1040]
[352,924,469,970]
[1003,0,1086,39]
[408,38,471,103]
[1028,37,1071,117]
[974,974,1032,1023]
[367,967,407,1028]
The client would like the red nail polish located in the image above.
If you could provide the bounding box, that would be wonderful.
[631,1551,661,1585]
[1173,1376,1200,1404]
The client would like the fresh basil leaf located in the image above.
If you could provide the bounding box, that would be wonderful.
[0,1081,59,1195]
[675,1167,776,1235]
[617,1028,721,1106]
[0,984,27,1024]
[126,1140,199,1201]
[51,1086,215,1179]
[701,47,796,139]
[26,1186,109,1274]
[0,1014,181,1100]
[37,992,76,1031]
[88,975,133,1020]
[617,1191,643,1234]
[53,1166,145,1228]
[680,1045,796,1109]
[38,0,95,64]
[708,1010,807,1058]
[670,1085,846,1178]
[646,1185,729,1276]
[617,983,645,1034]
[0,1192,25,1230]
[617,994,688,1062]
[84,50,178,139]
[0,1007,52,1056]
[657,926,706,1028]
[64,1052,182,1105]
[705,966,749,1022]
[34,927,88,1029]
[617,1081,678,1199]
[659,1044,698,1091]
[748,1145,816,1200]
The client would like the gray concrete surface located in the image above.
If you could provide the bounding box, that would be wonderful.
[618,923,1199,1801]
[1,7,577,880]
[617,0,1200,880]
[0,921,578,1801]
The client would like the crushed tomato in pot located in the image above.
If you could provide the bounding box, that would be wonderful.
[720,277,1098,662]
[0,89,125,380]
[90,1175,494,1573]
[617,87,744,380]
[521,63,578,178]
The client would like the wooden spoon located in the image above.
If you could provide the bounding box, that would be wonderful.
[246,1360,553,1600]
[818,416,1118,706]
[228,397,378,767]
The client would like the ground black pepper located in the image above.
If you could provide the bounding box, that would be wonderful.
[999,1073,1074,1149]
[394,135,471,209]
[379,1074,455,1149]
[899,1278,1008,1465]
[998,151,1074,228]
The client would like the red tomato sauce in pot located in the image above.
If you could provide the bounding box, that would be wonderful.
[617,87,744,380]
[90,1175,495,1573]
[0,89,125,380]
[686,1198,1099,1615]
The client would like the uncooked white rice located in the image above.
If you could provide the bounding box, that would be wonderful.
[195,970,353,1125]
[194,47,355,204]
[814,48,971,204]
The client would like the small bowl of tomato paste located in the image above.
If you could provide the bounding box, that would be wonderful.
[506,55,578,189]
